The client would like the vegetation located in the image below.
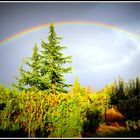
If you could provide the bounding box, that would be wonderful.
[1,76,140,137]
[13,44,42,91]
[1,23,140,137]
[109,76,140,132]
[13,23,72,93]
[0,78,109,137]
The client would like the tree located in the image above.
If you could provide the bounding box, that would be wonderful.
[13,43,44,91]
[40,23,72,93]
[14,23,72,93]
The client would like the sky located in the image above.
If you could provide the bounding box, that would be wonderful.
[0,2,140,90]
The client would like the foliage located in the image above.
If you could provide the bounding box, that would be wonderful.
[126,119,140,131]
[13,44,43,91]
[40,23,72,93]
[1,76,140,137]
[0,86,50,137]
[0,79,104,137]
[13,24,72,93]
[109,76,140,121]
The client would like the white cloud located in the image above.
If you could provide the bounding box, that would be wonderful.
[61,25,140,70]
[61,25,140,89]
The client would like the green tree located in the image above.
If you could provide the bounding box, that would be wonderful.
[40,23,72,93]
[13,43,44,91]
[14,23,72,93]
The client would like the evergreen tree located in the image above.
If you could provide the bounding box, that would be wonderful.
[40,23,72,93]
[13,43,44,91]
[14,23,72,93]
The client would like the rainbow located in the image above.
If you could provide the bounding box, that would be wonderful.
[1,21,140,46]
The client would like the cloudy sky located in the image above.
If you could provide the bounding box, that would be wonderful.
[0,2,140,90]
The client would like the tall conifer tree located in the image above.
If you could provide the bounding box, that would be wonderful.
[40,23,72,93]
[14,23,72,93]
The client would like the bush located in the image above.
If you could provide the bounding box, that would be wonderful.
[109,76,140,123]
[2,76,140,137]
[0,89,50,137]
[0,81,104,137]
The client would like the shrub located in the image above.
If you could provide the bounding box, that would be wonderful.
[109,76,140,122]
